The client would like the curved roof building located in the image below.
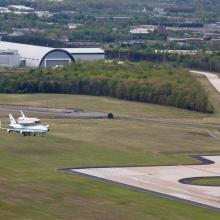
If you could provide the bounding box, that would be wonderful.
[0,41,105,67]
[65,48,105,61]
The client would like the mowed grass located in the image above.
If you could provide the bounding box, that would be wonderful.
[0,77,219,219]
[191,177,220,186]
[0,93,210,119]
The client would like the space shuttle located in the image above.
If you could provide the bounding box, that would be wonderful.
[17,110,41,125]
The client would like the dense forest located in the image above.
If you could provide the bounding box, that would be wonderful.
[1,0,220,20]
[107,50,220,73]
[0,62,213,113]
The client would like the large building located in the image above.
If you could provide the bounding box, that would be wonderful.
[0,50,20,67]
[0,41,105,68]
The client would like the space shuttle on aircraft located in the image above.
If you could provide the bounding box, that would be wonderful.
[17,110,41,125]
[0,114,49,136]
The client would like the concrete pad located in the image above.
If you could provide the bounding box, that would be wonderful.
[71,156,220,210]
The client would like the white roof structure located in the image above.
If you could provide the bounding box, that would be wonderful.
[65,48,105,54]
[0,41,105,67]
[8,5,34,11]
[0,41,54,67]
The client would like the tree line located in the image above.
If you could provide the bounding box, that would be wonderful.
[106,50,220,73]
[0,61,213,113]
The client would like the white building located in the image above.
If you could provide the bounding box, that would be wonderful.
[64,48,105,61]
[8,5,34,11]
[67,23,82,29]
[0,50,20,67]
[35,11,53,18]
[0,7,11,14]
[0,41,105,68]
[130,25,157,34]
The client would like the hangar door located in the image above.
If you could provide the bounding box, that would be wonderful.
[45,59,70,67]
[40,50,73,67]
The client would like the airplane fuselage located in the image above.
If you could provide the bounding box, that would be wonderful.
[2,113,49,136]
[8,123,49,135]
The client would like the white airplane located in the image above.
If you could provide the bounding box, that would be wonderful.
[0,114,49,136]
[17,110,40,125]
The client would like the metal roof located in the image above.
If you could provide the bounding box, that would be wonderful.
[0,41,54,67]
[64,48,105,54]
[0,41,105,67]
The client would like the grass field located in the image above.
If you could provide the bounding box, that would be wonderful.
[0,76,220,219]
[191,177,220,186]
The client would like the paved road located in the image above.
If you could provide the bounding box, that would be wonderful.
[0,104,108,119]
[190,70,220,93]
[69,155,220,211]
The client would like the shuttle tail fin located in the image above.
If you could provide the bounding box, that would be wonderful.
[20,110,25,118]
[9,114,16,124]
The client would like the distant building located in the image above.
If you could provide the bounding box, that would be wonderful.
[8,5,34,11]
[64,48,105,61]
[211,39,220,48]
[155,50,198,55]
[11,28,45,35]
[0,50,20,67]
[167,37,204,45]
[35,11,53,18]
[153,8,166,16]
[8,31,24,37]
[0,32,8,38]
[121,40,146,47]
[0,41,105,68]
[67,23,82,29]
[66,41,101,48]
[0,7,10,14]
[130,25,157,34]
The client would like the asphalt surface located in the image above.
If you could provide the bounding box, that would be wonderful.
[0,104,108,119]
[65,155,220,211]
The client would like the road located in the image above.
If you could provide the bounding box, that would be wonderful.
[0,104,108,119]
[66,155,220,211]
[190,70,220,93]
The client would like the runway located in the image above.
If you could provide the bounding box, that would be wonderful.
[64,155,220,211]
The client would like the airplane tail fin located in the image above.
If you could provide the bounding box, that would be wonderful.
[9,114,16,124]
[20,110,25,118]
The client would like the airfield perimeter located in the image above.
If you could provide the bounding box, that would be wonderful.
[0,71,220,219]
